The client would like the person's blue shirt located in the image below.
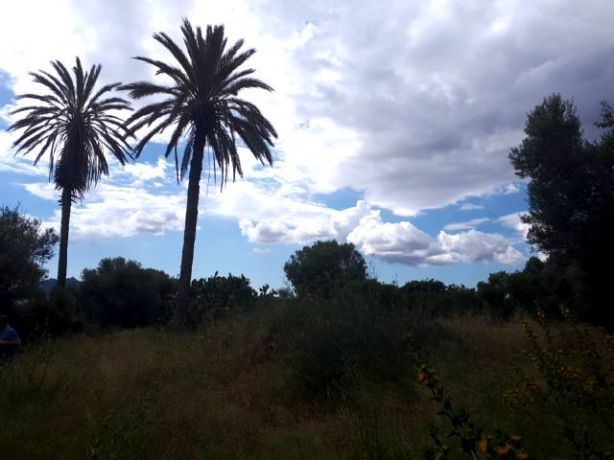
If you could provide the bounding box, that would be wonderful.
[0,326,20,364]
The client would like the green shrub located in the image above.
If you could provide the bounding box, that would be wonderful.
[9,286,83,341]
[284,240,367,299]
[183,272,256,326]
[81,257,175,328]
[273,297,451,401]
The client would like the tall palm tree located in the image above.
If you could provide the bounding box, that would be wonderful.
[9,58,132,287]
[123,19,277,323]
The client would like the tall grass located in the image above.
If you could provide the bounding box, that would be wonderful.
[0,305,612,459]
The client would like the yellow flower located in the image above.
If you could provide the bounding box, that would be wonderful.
[509,434,522,445]
[495,444,512,457]
[517,450,529,460]
[477,433,489,453]
[417,365,437,385]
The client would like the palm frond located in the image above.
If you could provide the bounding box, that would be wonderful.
[124,18,277,188]
[9,57,133,195]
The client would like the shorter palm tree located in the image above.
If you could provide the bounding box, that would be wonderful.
[123,19,277,322]
[9,58,132,286]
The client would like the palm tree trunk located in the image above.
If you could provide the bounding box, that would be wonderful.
[176,132,206,326]
[57,188,72,288]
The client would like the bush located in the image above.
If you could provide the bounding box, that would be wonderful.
[284,240,367,299]
[6,285,83,342]
[183,272,256,326]
[401,280,478,317]
[0,205,57,311]
[81,258,174,328]
[272,296,451,401]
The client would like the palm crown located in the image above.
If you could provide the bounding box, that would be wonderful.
[123,19,277,185]
[9,58,132,199]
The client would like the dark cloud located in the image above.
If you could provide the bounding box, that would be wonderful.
[255,0,614,214]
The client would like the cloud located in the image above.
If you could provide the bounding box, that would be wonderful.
[235,198,376,244]
[347,212,523,266]
[458,203,485,211]
[235,189,524,266]
[239,220,295,244]
[499,212,531,240]
[347,211,450,265]
[498,183,522,195]
[444,217,490,232]
[24,181,185,240]
[0,132,48,177]
[3,0,612,220]
[247,0,614,214]
[113,157,171,185]
[21,166,526,267]
[438,230,526,265]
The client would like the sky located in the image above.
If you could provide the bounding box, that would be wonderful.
[1,0,613,289]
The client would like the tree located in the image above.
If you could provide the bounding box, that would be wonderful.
[9,58,132,287]
[80,257,175,328]
[0,206,58,310]
[284,240,367,299]
[510,94,614,325]
[123,19,277,325]
[509,94,588,260]
[186,272,256,325]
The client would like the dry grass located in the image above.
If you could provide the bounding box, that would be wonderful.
[0,312,610,459]
[0,315,431,459]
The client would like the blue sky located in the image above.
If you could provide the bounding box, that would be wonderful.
[1,0,612,289]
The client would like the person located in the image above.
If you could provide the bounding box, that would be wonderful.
[0,315,21,365]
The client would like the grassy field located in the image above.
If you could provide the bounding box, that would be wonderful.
[1,305,612,459]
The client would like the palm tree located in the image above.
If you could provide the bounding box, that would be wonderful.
[9,58,132,287]
[123,19,277,323]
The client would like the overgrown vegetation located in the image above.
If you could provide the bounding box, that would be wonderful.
[1,305,612,459]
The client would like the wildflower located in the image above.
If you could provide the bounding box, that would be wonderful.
[477,432,489,453]
[495,444,513,458]
[517,450,529,459]
[417,365,437,386]
[509,434,522,446]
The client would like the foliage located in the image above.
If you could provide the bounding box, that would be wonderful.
[401,280,477,317]
[0,206,57,310]
[271,294,451,401]
[505,311,614,458]
[8,59,132,198]
[476,263,548,321]
[182,272,256,326]
[11,286,84,342]
[509,94,614,326]
[122,18,277,322]
[417,364,529,460]
[284,240,368,299]
[80,257,175,328]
